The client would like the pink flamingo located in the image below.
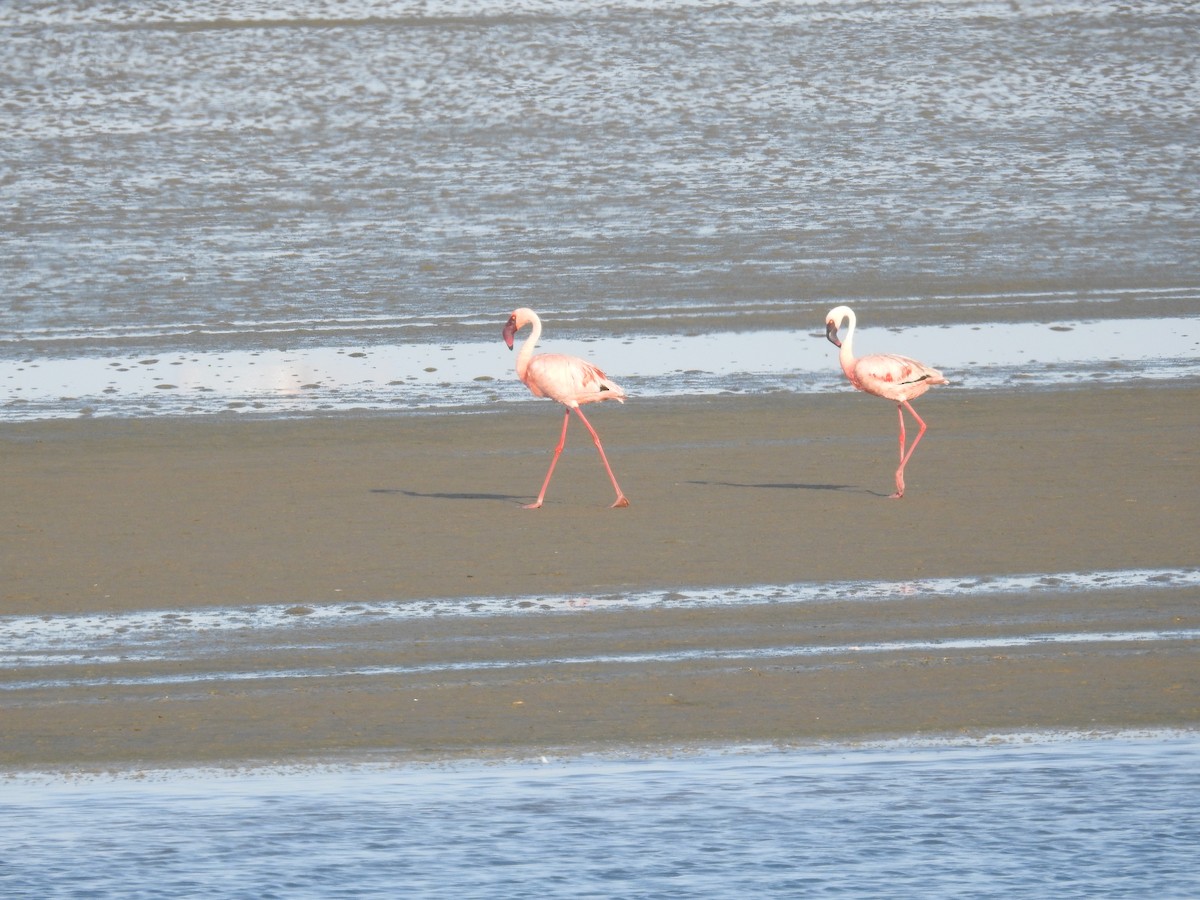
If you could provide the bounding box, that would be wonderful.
[503,307,629,509]
[825,305,949,498]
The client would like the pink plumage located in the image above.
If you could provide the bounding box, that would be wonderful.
[521,353,626,407]
[845,352,946,404]
[825,305,948,498]
[503,308,629,509]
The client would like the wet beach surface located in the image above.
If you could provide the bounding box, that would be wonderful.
[4,585,1197,769]
[2,304,1198,420]
[3,385,1198,769]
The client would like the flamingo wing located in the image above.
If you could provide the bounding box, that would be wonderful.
[525,353,626,406]
[852,353,947,401]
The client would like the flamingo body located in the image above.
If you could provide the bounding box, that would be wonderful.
[825,305,948,498]
[842,351,945,404]
[503,308,629,508]
[520,352,625,408]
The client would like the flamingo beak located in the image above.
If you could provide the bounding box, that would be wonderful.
[825,319,842,348]
[502,316,517,350]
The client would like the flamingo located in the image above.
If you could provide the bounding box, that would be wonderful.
[825,305,949,498]
[502,307,629,509]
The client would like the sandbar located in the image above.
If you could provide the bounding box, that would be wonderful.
[2,384,1198,770]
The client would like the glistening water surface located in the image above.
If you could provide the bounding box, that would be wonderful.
[3,310,1199,421]
[4,1,1198,422]
[3,734,1199,899]
[3,565,1195,696]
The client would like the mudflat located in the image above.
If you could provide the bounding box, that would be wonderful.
[2,384,1198,769]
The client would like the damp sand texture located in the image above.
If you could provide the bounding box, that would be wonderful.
[2,384,1198,768]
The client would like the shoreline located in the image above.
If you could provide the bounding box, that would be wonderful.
[4,311,1199,423]
[4,383,1199,615]
[8,729,1200,783]
[3,384,1198,770]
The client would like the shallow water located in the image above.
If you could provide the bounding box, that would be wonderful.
[0,564,1194,662]
[3,565,1195,694]
[3,312,1199,420]
[5,572,1198,898]
[3,0,1198,421]
[3,734,1199,899]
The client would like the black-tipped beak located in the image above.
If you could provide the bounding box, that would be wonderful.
[825,319,842,348]
[502,316,517,350]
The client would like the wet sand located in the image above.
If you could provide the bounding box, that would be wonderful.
[2,383,1199,769]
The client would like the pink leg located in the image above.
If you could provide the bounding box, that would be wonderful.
[572,406,629,508]
[890,403,907,498]
[525,409,571,509]
[890,401,928,499]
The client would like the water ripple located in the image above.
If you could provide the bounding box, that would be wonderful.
[2,566,1196,663]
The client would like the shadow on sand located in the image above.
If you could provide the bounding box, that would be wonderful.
[683,480,860,493]
[370,489,526,502]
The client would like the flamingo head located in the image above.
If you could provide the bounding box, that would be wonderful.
[824,305,853,348]
[502,308,535,350]
[825,316,843,348]
[503,312,519,349]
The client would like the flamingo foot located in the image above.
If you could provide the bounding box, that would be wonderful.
[610,495,630,508]
[522,500,544,510]
[887,491,904,500]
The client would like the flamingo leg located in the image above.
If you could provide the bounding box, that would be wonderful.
[890,400,928,499]
[525,409,571,509]
[572,406,630,508]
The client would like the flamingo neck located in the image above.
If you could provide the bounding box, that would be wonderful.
[838,311,858,380]
[515,313,541,381]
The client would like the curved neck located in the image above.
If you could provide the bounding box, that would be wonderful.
[516,312,542,380]
[838,311,858,379]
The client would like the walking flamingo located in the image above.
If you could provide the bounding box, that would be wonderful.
[503,307,629,509]
[824,305,949,498]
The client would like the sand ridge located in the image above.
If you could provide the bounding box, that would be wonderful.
[2,384,1198,769]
